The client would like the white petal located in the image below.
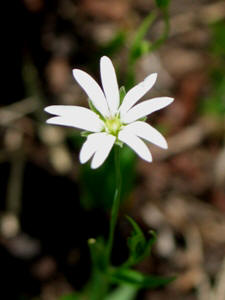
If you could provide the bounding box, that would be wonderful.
[91,133,115,169]
[100,56,120,116]
[45,105,101,119]
[121,121,168,149]
[79,133,101,164]
[121,97,174,123]
[79,133,115,169]
[119,73,157,116]
[45,106,104,132]
[118,130,152,162]
[46,116,102,132]
[72,69,110,117]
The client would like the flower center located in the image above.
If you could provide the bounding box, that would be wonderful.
[105,116,122,136]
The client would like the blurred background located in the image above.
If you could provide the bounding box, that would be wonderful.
[1,0,225,299]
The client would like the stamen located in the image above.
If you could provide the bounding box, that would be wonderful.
[105,116,122,136]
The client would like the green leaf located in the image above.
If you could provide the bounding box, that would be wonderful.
[88,237,107,271]
[79,146,136,211]
[99,31,126,57]
[59,293,80,300]
[119,86,126,105]
[110,268,175,289]
[210,20,225,57]
[140,40,151,55]
[123,216,156,268]
[138,116,147,122]
[126,216,146,255]
[155,0,170,9]
[125,11,156,89]
[199,69,225,117]
[105,285,138,300]
[81,131,91,137]
[88,99,104,120]
[129,11,156,64]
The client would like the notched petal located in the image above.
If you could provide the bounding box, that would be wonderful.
[79,133,115,169]
[118,130,152,162]
[119,73,158,116]
[122,97,174,123]
[91,133,116,169]
[122,121,168,149]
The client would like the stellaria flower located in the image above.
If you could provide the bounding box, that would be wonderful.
[45,56,173,169]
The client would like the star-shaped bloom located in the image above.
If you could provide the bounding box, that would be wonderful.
[45,56,173,169]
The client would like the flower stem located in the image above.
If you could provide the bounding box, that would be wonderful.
[106,146,121,267]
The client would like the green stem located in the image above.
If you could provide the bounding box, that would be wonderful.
[87,239,110,300]
[87,147,122,300]
[106,146,122,267]
[148,8,170,52]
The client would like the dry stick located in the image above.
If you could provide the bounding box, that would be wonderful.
[6,150,25,216]
[211,256,225,300]
[152,118,223,161]
[0,97,40,126]
[185,224,212,300]
[2,147,26,238]
[0,99,33,221]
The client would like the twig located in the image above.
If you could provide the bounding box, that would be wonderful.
[211,256,225,300]
[153,117,223,161]
[6,149,25,217]
[185,225,212,300]
[0,97,40,126]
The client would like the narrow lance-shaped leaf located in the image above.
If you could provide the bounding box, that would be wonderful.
[88,99,105,121]
[119,86,126,105]
[105,284,138,300]
[88,237,107,271]
[122,216,156,268]
[126,11,156,89]
[129,11,156,64]
[110,267,176,288]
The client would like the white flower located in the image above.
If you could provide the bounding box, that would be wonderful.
[45,56,173,169]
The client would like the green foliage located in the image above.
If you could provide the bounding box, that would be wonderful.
[105,285,138,300]
[88,99,105,120]
[126,12,156,89]
[155,0,171,9]
[63,3,173,299]
[99,31,126,58]
[210,20,225,57]
[88,237,107,271]
[110,267,175,289]
[119,86,126,105]
[79,146,136,211]
[126,1,170,89]
[199,20,225,116]
[59,294,80,300]
[80,131,90,137]
[129,12,156,65]
[122,216,156,268]
[138,116,147,122]
[86,237,111,300]
[200,69,225,116]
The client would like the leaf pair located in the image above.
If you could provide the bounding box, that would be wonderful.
[106,216,175,290]
[122,216,156,268]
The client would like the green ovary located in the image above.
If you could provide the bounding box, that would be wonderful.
[105,116,122,136]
